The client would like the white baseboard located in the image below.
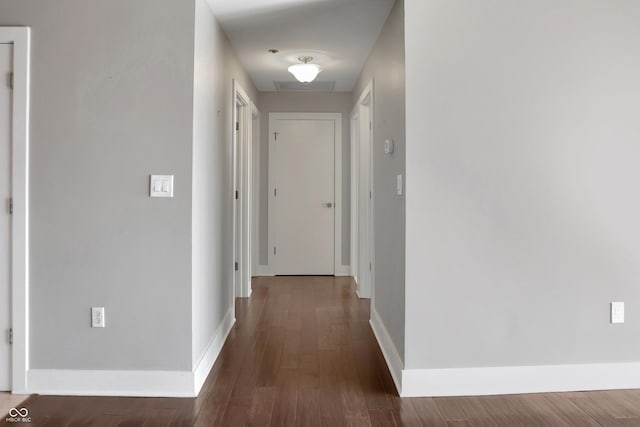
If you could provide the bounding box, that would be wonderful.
[192,308,235,395]
[237,279,253,298]
[334,265,351,276]
[253,265,273,276]
[27,309,236,398]
[369,308,403,394]
[254,265,351,277]
[27,369,196,397]
[368,307,640,398]
[401,362,640,397]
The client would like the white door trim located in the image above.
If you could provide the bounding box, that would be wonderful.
[352,80,375,299]
[268,112,343,275]
[232,80,256,299]
[251,106,260,277]
[0,27,30,394]
[350,109,359,284]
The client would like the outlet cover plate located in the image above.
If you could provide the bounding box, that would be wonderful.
[92,307,105,328]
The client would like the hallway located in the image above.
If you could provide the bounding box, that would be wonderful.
[7,277,640,426]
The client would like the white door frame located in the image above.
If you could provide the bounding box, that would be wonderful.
[232,80,257,299]
[0,27,30,394]
[350,110,359,286]
[268,112,343,275]
[251,109,260,277]
[351,80,375,299]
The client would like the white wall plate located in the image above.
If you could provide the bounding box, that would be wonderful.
[150,175,174,198]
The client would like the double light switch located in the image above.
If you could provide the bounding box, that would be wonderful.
[150,175,174,198]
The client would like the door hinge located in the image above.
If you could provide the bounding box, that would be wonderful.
[274,247,277,255]
[8,72,13,90]
[234,262,239,271]
[274,188,277,197]
[369,122,372,130]
[9,328,13,345]
[369,191,372,200]
[9,198,13,214]
[236,122,240,132]
[274,132,278,141]
[235,190,239,200]
[369,263,372,271]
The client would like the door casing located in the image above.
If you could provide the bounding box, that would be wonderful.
[0,27,30,394]
[351,80,375,299]
[0,41,13,393]
[232,80,258,299]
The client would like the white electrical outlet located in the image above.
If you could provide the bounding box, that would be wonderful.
[611,302,624,324]
[91,307,105,328]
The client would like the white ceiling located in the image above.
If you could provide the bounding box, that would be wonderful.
[206,0,395,92]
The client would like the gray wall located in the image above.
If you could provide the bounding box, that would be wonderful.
[405,0,640,369]
[352,0,405,361]
[0,0,196,370]
[257,92,352,267]
[191,0,258,367]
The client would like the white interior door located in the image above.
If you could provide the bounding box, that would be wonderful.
[0,43,13,391]
[273,117,335,275]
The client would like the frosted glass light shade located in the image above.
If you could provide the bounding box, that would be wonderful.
[288,63,322,83]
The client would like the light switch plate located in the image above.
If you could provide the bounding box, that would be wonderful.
[150,175,174,198]
[611,301,624,324]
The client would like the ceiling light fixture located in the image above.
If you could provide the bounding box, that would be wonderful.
[288,56,322,83]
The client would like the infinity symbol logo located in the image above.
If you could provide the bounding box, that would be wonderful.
[8,407,28,418]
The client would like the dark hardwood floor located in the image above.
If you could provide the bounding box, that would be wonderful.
[4,276,640,426]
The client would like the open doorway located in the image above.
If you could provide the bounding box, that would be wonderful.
[351,81,375,299]
[232,80,258,299]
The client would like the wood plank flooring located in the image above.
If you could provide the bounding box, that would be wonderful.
[3,276,640,426]
[0,393,29,421]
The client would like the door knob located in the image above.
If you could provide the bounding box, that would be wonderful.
[323,202,334,208]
